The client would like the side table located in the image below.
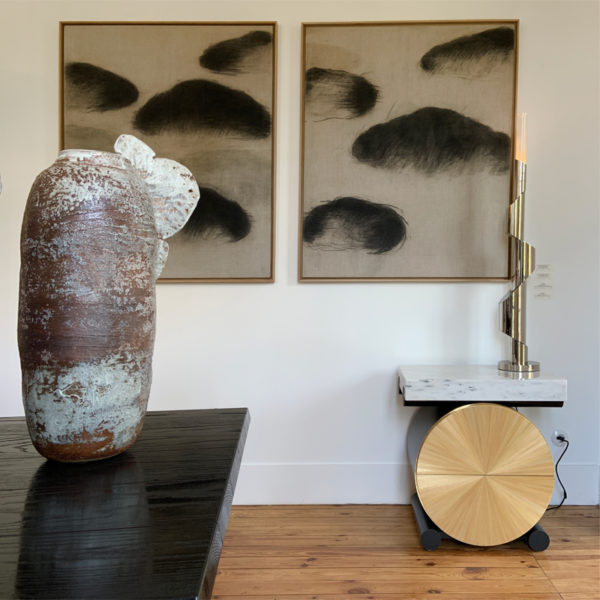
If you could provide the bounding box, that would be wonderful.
[399,366,566,551]
[0,408,250,600]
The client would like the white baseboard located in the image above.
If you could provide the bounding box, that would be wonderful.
[234,462,599,505]
[549,463,600,506]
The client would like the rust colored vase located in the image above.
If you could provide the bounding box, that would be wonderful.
[18,135,199,462]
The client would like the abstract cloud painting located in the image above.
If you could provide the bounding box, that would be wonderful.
[62,22,276,282]
[300,21,518,280]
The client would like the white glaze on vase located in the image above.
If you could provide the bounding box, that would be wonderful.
[18,136,199,461]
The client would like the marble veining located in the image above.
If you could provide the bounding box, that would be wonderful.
[399,365,566,404]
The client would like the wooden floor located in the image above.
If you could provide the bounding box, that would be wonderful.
[212,505,599,600]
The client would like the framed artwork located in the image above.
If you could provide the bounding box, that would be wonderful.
[299,21,518,281]
[61,22,276,282]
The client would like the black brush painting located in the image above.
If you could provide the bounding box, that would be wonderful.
[65,62,139,111]
[62,24,275,280]
[301,22,516,279]
[181,187,251,242]
[134,79,270,138]
[305,67,379,119]
[200,30,272,73]
[420,27,515,74]
[303,197,407,254]
[352,107,510,173]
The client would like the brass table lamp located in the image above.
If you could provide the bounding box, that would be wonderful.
[499,113,540,373]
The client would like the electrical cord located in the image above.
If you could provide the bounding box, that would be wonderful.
[546,436,569,511]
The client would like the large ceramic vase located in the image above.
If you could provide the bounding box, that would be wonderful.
[18,135,199,462]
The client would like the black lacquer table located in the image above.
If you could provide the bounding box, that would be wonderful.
[0,408,250,600]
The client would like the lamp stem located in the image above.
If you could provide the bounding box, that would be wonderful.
[498,158,539,374]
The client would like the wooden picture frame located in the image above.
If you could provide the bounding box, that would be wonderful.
[299,21,518,282]
[61,21,277,283]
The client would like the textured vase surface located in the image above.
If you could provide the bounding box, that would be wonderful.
[18,136,199,461]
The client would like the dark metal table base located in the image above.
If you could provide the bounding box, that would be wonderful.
[410,493,550,552]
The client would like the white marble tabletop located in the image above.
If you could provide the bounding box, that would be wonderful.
[399,365,566,406]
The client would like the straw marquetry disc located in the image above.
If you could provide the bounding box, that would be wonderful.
[415,403,554,546]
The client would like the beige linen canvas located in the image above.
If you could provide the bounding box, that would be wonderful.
[300,21,517,280]
[62,23,276,282]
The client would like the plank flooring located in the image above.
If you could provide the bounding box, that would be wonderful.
[212,505,599,599]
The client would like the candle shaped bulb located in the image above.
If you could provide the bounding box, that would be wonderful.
[515,112,527,163]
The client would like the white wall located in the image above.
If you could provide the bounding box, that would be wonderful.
[1,0,598,505]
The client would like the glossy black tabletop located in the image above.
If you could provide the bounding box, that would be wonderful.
[0,408,250,600]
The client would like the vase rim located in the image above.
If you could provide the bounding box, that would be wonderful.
[58,149,129,168]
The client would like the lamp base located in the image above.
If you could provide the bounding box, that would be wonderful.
[498,360,540,374]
